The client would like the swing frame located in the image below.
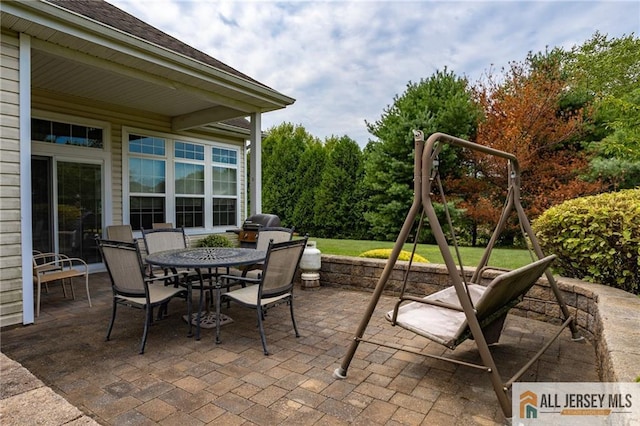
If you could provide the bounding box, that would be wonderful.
[333,131,583,419]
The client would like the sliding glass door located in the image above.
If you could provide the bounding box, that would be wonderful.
[31,157,103,264]
[57,161,102,263]
[31,157,53,253]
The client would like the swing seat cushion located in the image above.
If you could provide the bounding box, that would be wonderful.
[386,255,556,350]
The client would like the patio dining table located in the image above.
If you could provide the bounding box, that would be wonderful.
[145,247,266,341]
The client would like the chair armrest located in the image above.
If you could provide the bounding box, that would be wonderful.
[218,274,260,286]
[146,270,188,286]
[33,252,68,268]
[34,256,88,273]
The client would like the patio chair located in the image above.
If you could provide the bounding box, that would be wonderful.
[142,227,189,254]
[106,224,135,243]
[143,227,216,305]
[142,227,193,278]
[32,252,90,317]
[217,237,307,355]
[230,227,295,278]
[97,239,187,354]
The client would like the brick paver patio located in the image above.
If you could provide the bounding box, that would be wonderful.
[0,272,598,425]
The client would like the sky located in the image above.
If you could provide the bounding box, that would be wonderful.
[109,0,639,147]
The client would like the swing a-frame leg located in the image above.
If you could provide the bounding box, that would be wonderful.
[333,131,582,419]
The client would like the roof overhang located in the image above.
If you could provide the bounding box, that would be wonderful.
[0,0,295,133]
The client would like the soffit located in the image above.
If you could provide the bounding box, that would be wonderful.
[1,3,294,131]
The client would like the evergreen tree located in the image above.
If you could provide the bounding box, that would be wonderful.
[262,123,317,226]
[314,136,364,238]
[291,140,327,235]
[362,69,480,240]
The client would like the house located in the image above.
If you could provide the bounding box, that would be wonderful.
[0,0,295,327]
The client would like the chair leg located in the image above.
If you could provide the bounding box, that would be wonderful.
[61,278,69,298]
[289,297,300,338]
[84,274,92,307]
[36,278,42,317]
[65,277,76,300]
[157,303,168,320]
[106,300,117,341]
[256,305,269,355]
[140,306,152,354]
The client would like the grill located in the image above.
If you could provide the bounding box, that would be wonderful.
[235,214,281,248]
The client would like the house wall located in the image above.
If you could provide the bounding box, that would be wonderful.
[0,77,249,328]
[0,32,23,327]
[31,90,249,231]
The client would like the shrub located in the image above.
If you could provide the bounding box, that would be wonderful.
[532,189,640,294]
[197,234,235,248]
[359,249,428,263]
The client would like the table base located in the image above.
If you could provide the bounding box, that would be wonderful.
[183,312,233,329]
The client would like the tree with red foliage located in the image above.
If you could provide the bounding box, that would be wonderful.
[450,53,602,246]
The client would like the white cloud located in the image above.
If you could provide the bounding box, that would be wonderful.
[109,0,640,146]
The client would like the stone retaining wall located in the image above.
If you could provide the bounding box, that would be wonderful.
[316,255,639,383]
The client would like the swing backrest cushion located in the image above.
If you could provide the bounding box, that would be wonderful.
[474,255,556,322]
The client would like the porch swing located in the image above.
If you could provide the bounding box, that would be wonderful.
[333,131,583,419]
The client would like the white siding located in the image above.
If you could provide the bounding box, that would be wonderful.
[0,33,23,327]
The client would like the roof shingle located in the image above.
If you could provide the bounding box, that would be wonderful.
[46,0,269,88]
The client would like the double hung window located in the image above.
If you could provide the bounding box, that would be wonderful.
[175,142,205,228]
[128,135,166,230]
[212,147,238,227]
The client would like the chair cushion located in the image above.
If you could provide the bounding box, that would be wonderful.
[386,284,486,349]
[118,284,185,306]
[223,285,290,307]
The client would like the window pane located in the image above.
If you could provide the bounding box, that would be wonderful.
[130,158,165,193]
[31,119,52,142]
[213,147,237,165]
[130,197,165,231]
[212,166,237,196]
[176,197,204,228]
[87,127,103,148]
[175,163,204,194]
[213,198,236,227]
[175,141,204,160]
[129,134,165,155]
[52,121,71,144]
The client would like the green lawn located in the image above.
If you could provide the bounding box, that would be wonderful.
[309,237,534,270]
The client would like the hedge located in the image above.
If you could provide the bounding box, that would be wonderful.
[533,189,639,294]
[359,249,429,263]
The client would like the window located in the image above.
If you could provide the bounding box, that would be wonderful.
[126,131,240,230]
[212,147,238,227]
[32,118,103,148]
[128,134,166,230]
[175,142,205,228]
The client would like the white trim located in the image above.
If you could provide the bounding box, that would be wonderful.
[19,34,34,325]
[30,112,111,273]
[249,113,262,215]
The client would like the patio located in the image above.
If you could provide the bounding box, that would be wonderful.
[1,273,598,425]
